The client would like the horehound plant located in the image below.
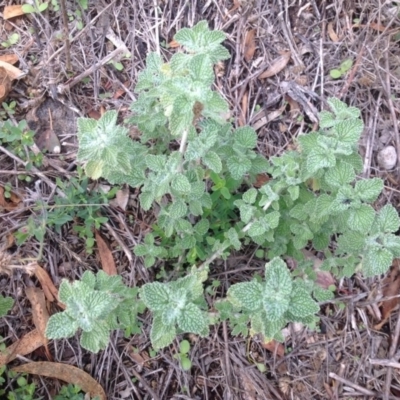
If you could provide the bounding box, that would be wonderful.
[44,21,400,351]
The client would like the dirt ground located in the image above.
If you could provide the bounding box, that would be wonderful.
[1,0,400,399]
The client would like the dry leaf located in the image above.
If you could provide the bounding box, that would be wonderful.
[110,187,130,211]
[12,362,106,400]
[228,0,241,13]
[327,22,339,42]
[0,61,24,80]
[258,51,291,79]
[253,173,270,188]
[25,287,51,359]
[0,67,12,103]
[239,91,248,126]
[3,5,25,19]
[33,263,62,306]
[0,54,18,65]
[252,106,285,131]
[25,288,49,338]
[375,260,400,330]
[168,40,180,48]
[0,329,44,366]
[35,128,61,153]
[0,185,22,211]
[262,339,285,357]
[244,29,256,62]
[87,109,101,120]
[95,230,117,275]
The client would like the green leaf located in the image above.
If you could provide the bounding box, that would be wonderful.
[140,282,171,311]
[340,58,353,72]
[289,286,319,318]
[324,161,355,187]
[228,281,263,311]
[377,204,400,233]
[235,126,257,149]
[335,119,364,145]
[21,4,35,13]
[227,155,252,179]
[203,151,222,173]
[355,178,383,203]
[0,295,13,317]
[225,227,241,250]
[139,191,154,211]
[307,147,336,173]
[180,339,190,354]
[243,188,257,204]
[46,312,78,339]
[80,323,109,353]
[177,303,208,335]
[329,69,342,79]
[150,315,176,350]
[347,204,375,232]
[363,247,393,277]
[263,258,292,321]
[146,155,167,172]
[169,199,188,219]
[171,174,191,194]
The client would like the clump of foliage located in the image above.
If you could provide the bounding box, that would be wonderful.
[0,365,36,400]
[39,21,400,352]
[45,270,144,352]
[0,119,42,169]
[0,295,13,318]
[15,170,114,254]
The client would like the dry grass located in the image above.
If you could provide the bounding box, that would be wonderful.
[1,0,400,399]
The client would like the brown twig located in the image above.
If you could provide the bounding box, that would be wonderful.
[59,0,71,71]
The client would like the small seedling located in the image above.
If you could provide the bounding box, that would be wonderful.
[174,340,192,371]
[330,59,353,79]
[22,1,49,14]
[1,33,19,49]
[0,101,17,119]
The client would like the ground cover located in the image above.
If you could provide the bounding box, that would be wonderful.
[1,1,400,399]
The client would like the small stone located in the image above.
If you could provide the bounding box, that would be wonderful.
[377,146,397,170]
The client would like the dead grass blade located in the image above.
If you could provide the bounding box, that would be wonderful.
[258,51,291,79]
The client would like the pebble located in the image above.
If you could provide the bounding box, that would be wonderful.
[377,145,397,170]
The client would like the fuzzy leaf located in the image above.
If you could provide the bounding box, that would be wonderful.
[325,161,355,187]
[177,303,208,335]
[170,199,188,219]
[355,178,383,203]
[139,191,154,211]
[377,204,400,233]
[227,156,252,179]
[263,258,292,321]
[243,188,257,204]
[347,204,375,232]
[225,227,242,250]
[335,119,364,145]
[203,151,222,173]
[140,282,171,312]
[80,323,110,353]
[289,286,319,318]
[228,281,263,311]
[171,174,191,194]
[46,312,78,339]
[363,247,393,277]
[235,127,257,149]
[150,315,176,349]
